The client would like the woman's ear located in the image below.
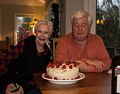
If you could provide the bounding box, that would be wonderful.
[49,32,52,38]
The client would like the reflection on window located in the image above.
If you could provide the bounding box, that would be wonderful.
[16,17,34,42]
[96,0,120,48]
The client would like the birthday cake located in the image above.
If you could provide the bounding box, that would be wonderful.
[46,61,80,80]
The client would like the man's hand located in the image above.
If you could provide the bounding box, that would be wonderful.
[86,59,105,72]
[75,59,105,72]
[75,60,88,72]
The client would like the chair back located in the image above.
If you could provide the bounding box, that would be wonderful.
[0,38,10,55]
[111,55,120,94]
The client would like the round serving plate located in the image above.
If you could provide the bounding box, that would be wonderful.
[42,73,85,84]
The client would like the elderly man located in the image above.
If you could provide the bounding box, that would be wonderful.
[55,10,111,72]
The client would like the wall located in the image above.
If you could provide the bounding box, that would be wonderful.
[44,0,58,20]
[60,0,96,36]
[84,0,96,34]
[0,4,1,40]
[66,0,84,34]
[59,0,66,36]
[0,4,44,42]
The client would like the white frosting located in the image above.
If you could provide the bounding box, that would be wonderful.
[46,62,79,80]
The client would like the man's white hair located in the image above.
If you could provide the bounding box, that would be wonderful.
[71,10,93,27]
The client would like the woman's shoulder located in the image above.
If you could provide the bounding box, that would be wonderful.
[25,35,35,41]
[23,35,36,45]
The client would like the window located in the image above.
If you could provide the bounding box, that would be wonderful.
[14,13,35,45]
[96,0,120,48]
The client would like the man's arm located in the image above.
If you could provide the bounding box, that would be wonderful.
[55,38,69,61]
[77,37,111,72]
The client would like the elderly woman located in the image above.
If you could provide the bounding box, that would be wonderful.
[0,19,53,94]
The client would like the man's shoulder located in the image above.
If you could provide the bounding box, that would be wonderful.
[59,33,72,41]
[89,33,102,40]
[88,33,104,44]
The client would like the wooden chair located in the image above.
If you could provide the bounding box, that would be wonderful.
[53,38,59,60]
[0,38,10,56]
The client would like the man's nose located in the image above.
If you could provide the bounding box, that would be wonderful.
[78,26,82,31]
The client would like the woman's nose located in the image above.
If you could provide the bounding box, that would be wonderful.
[40,32,45,36]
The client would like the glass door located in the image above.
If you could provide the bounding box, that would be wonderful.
[14,13,35,45]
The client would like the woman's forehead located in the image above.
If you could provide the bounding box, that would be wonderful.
[37,24,49,29]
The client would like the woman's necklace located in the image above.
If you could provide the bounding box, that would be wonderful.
[35,39,44,53]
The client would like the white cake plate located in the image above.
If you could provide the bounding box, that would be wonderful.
[42,73,85,84]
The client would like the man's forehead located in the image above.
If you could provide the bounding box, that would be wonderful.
[72,16,88,23]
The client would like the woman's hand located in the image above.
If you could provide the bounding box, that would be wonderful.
[5,83,24,94]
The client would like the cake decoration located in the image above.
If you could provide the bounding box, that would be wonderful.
[45,61,80,80]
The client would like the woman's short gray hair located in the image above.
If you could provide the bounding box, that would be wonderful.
[34,19,53,33]
[71,10,93,28]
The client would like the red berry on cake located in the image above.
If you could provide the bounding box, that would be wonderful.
[69,65,73,69]
[46,61,80,80]
[56,65,59,68]
[62,65,66,69]
[54,77,58,80]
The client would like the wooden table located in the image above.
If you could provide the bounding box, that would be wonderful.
[34,72,111,94]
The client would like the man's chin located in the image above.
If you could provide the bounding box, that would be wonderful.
[75,37,86,41]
